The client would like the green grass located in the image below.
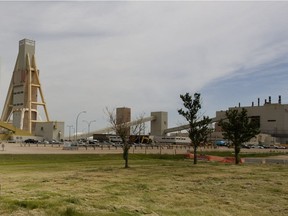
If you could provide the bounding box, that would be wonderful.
[0,154,287,216]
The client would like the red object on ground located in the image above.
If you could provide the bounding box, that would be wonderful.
[184,153,243,163]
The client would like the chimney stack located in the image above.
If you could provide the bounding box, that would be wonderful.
[258,98,260,106]
[269,96,271,104]
[278,95,281,104]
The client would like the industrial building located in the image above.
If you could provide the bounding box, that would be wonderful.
[92,110,168,143]
[1,39,287,145]
[150,111,168,136]
[215,96,288,144]
[0,39,64,142]
[116,107,131,124]
[116,107,131,136]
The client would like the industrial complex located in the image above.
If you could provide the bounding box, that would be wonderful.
[0,39,64,142]
[215,96,288,144]
[1,39,288,145]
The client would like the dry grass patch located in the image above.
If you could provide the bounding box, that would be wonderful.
[0,154,287,216]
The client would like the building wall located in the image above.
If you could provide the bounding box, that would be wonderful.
[116,107,131,136]
[34,121,64,141]
[150,111,168,136]
[116,107,131,124]
[18,39,35,69]
[215,102,288,143]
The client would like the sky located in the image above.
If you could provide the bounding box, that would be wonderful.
[1,1,288,136]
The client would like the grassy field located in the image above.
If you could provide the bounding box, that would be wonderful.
[0,154,287,216]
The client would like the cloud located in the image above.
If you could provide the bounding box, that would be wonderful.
[1,1,288,133]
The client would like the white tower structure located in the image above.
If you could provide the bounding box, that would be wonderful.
[1,39,50,134]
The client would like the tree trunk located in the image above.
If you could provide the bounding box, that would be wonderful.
[123,146,129,168]
[234,143,241,165]
[124,154,129,168]
[193,144,197,164]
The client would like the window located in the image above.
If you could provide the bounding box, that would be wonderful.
[250,116,260,127]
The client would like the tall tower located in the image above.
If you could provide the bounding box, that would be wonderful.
[150,111,168,136]
[116,107,131,135]
[1,39,49,133]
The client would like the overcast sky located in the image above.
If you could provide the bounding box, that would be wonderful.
[1,1,288,135]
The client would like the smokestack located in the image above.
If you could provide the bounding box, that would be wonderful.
[238,102,241,107]
[279,95,281,104]
[269,96,271,104]
[252,102,254,107]
[258,98,260,106]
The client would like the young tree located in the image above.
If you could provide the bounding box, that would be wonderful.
[178,93,212,164]
[105,108,146,168]
[218,108,260,164]
[106,107,130,168]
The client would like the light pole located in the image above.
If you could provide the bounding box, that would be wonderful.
[75,111,86,142]
[83,120,96,139]
[67,125,74,141]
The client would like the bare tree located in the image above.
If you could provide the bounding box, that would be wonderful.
[106,107,130,168]
[131,112,146,144]
[105,108,146,168]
